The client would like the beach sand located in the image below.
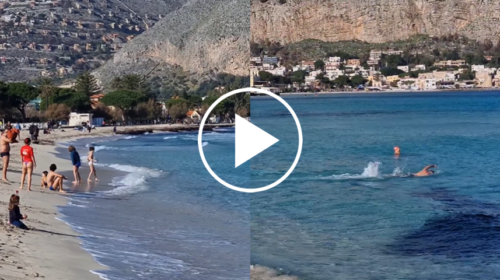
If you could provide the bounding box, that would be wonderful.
[0,130,106,280]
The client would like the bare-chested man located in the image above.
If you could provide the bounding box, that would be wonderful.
[412,165,437,177]
[47,163,67,193]
[1,125,12,182]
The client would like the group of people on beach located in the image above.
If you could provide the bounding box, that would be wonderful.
[1,122,99,230]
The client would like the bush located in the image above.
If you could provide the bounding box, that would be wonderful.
[44,104,70,121]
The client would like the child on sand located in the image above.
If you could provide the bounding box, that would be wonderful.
[68,145,81,183]
[41,171,48,188]
[9,194,28,230]
[87,147,99,182]
[47,164,67,193]
[20,138,36,191]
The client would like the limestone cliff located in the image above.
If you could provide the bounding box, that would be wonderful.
[251,0,500,44]
[94,0,249,88]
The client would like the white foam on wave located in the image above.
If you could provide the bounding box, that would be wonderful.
[163,136,178,140]
[124,135,137,140]
[326,161,383,180]
[202,142,208,147]
[100,164,163,196]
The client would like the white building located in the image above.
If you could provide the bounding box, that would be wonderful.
[397,65,409,72]
[69,112,93,127]
[471,65,485,72]
[264,66,286,76]
[412,64,426,72]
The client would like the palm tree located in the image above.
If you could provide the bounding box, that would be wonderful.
[38,78,55,111]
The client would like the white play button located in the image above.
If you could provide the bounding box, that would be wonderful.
[235,114,279,168]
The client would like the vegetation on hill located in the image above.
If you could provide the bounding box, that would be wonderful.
[251,35,500,68]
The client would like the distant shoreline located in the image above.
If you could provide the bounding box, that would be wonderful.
[278,88,500,95]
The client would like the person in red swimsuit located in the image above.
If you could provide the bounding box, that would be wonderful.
[20,138,36,191]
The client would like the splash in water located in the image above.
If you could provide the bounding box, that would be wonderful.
[326,161,383,180]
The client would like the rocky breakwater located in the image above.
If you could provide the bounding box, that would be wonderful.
[251,0,500,44]
[94,0,250,89]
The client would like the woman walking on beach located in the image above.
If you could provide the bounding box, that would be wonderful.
[68,145,81,184]
[87,147,99,182]
[20,138,36,191]
[9,194,28,230]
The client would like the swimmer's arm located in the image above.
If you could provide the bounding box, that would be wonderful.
[423,165,436,171]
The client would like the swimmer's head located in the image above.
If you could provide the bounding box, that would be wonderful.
[428,170,435,175]
[89,146,95,151]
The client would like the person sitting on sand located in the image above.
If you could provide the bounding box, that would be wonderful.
[20,138,36,191]
[9,194,28,230]
[47,164,67,193]
[412,165,437,177]
[86,147,99,182]
[41,171,48,188]
[68,145,81,184]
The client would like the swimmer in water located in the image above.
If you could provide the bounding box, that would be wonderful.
[412,165,437,177]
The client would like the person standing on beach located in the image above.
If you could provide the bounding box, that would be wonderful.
[68,145,81,183]
[86,146,99,182]
[20,138,36,191]
[113,125,117,134]
[0,126,12,183]
[9,194,28,230]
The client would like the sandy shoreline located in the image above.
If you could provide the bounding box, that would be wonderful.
[0,129,106,280]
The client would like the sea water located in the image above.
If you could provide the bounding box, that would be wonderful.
[250,91,500,279]
[58,91,500,280]
[58,128,249,280]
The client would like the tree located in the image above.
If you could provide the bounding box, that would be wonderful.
[258,71,274,82]
[100,90,147,121]
[380,67,404,77]
[44,103,71,121]
[350,75,367,86]
[314,60,325,71]
[333,75,351,88]
[111,74,155,100]
[291,70,307,83]
[169,102,189,121]
[38,78,55,111]
[74,71,100,97]
[458,69,474,81]
[6,82,40,121]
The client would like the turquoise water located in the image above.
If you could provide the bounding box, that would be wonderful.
[250,92,500,279]
[57,91,500,279]
[58,129,249,280]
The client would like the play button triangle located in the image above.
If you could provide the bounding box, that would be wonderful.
[235,114,279,168]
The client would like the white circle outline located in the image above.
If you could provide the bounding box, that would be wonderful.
[198,87,303,193]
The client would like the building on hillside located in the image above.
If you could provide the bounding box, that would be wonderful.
[386,75,400,85]
[262,56,279,66]
[264,66,286,76]
[434,60,467,67]
[186,110,203,122]
[369,50,382,60]
[471,65,485,72]
[328,56,341,64]
[69,112,93,126]
[475,70,493,88]
[397,65,409,73]
[301,61,315,70]
[346,59,361,66]
[411,64,426,72]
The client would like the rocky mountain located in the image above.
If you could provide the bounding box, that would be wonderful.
[93,0,249,89]
[251,0,500,45]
